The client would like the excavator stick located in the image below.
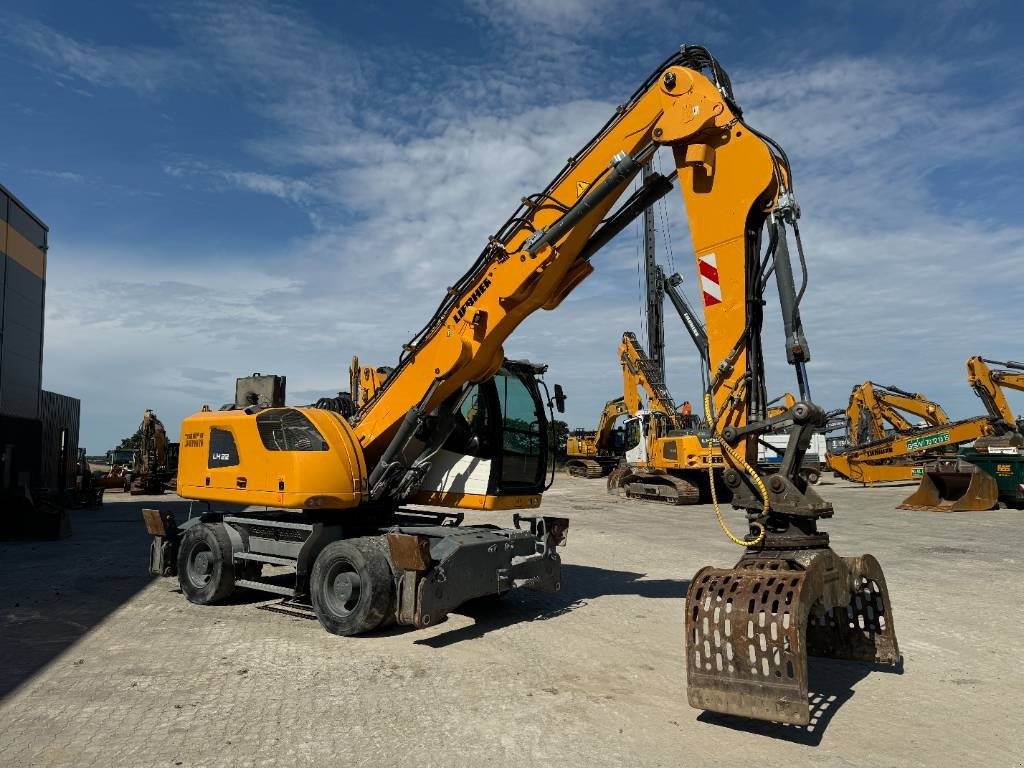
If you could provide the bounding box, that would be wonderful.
[685,550,900,725]
[897,459,999,512]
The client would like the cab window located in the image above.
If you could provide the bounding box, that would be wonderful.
[208,428,240,468]
[624,418,642,450]
[496,369,544,488]
[255,409,329,451]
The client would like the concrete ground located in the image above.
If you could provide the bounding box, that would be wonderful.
[1,476,1021,767]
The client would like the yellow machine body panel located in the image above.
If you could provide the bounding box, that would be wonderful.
[177,407,367,509]
[649,433,723,471]
[566,434,599,459]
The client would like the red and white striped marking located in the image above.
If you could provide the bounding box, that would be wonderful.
[698,253,722,307]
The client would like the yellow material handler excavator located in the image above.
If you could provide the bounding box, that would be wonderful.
[899,357,1024,511]
[565,396,629,478]
[142,45,899,725]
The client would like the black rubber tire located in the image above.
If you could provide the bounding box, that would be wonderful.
[310,537,394,636]
[177,522,236,604]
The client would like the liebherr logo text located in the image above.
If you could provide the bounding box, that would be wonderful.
[453,278,492,323]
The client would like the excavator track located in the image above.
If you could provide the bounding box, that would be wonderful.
[565,459,606,479]
[611,469,701,505]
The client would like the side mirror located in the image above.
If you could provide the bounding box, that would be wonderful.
[553,384,566,414]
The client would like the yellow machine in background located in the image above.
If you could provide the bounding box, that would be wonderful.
[845,381,949,446]
[828,359,1022,490]
[609,331,722,504]
[565,397,629,478]
[766,392,796,419]
[966,356,1024,426]
[349,356,393,409]
[899,357,1024,511]
[126,410,174,495]
[149,45,900,726]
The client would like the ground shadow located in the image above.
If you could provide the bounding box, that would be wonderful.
[0,498,205,702]
[696,657,905,746]
[415,563,688,648]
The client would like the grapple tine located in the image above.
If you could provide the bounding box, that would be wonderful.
[806,555,899,665]
[685,549,900,726]
[685,562,811,724]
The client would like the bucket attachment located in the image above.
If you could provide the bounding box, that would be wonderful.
[685,550,900,725]
[898,460,998,512]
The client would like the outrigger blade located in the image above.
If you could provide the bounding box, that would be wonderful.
[685,549,900,725]
[898,460,998,512]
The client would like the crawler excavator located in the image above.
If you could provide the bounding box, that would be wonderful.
[128,410,174,495]
[900,357,1024,511]
[142,45,900,725]
[609,331,722,504]
[565,396,629,478]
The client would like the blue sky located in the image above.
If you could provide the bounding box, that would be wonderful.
[2,0,1022,452]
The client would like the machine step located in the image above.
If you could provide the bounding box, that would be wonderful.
[234,552,295,566]
[235,579,296,597]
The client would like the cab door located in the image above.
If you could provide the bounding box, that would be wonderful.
[624,414,650,465]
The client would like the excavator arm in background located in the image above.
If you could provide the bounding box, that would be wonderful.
[766,392,797,419]
[896,356,1024,512]
[876,385,949,428]
[846,381,950,446]
[595,396,630,446]
[828,415,1002,483]
[349,356,394,410]
[174,45,900,725]
[660,267,710,375]
[968,356,1024,426]
[619,331,681,423]
[129,410,172,495]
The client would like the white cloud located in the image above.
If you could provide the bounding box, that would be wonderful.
[12,19,195,95]
[30,169,85,183]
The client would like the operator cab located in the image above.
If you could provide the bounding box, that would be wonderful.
[413,360,552,509]
[623,409,675,465]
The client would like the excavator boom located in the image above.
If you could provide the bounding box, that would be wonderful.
[619,331,681,421]
[845,381,950,446]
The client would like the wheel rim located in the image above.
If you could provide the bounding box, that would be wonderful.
[324,562,362,617]
[186,541,214,588]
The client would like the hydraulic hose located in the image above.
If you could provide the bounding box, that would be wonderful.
[703,393,767,548]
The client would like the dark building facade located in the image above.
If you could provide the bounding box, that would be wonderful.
[0,183,79,499]
[1,183,47,421]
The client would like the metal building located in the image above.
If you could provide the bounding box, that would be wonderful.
[1,182,80,504]
[1,183,47,421]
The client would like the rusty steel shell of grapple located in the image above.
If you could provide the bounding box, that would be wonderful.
[685,551,900,725]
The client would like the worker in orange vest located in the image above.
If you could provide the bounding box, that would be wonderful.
[679,400,694,429]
